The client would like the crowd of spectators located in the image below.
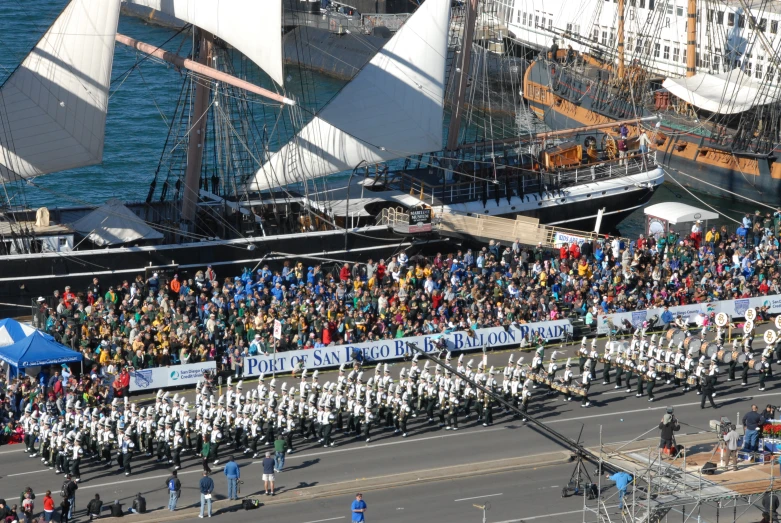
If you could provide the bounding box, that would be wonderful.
[0,208,774,387]
[0,208,778,438]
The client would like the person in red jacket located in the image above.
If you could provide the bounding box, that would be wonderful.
[42,491,55,522]
[170,275,181,295]
[62,286,75,302]
[339,264,351,282]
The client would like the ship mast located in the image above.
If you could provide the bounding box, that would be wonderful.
[686,0,696,77]
[181,28,214,230]
[446,0,478,151]
[115,34,294,105]
[617,0,625,79]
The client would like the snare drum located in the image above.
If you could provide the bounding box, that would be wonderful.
[737,353,748,364]
[686,375,698,386]
[569,386,586,397]
[731,351,739,363]
[675,369,687,379]
[542,377,552,386]
[666,328,686,345]
[664,364,675,374]
[749,359,763,371]
[717,349,733,364]
[684,336,702,354]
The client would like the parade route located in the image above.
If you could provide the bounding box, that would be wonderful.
[2,324,779,522]
[1,374,778,522]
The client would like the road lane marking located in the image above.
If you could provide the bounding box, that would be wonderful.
[454,493,503,502]
[546,390,781,424]
[254,426,510,463]
[7,470,48,477]
[301,518,345,523]
[0,448,24,455]
[505,505,620,521]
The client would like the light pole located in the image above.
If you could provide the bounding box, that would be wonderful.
[473,503,489,523]
[344,159,368,252]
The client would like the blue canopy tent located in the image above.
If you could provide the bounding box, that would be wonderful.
[0,317,53,346]
[0,327,81,379]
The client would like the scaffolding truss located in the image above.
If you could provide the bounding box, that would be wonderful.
[582,429,779,523]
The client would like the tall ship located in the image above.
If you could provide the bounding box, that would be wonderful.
[505,0,781,205]
[0,0,661,312]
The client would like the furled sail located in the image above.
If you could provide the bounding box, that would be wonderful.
[0,0,121,181]
[130,0,284,86]
[663,69,781,115]
[248,0,449,192]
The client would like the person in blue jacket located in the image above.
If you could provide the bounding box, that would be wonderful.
[605,471,633,509]
[223,456,240,501]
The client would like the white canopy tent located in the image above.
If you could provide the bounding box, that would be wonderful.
[72,199,164,246]
[662,69,781,115]
[644,202,719,239]
[644,203,719,225]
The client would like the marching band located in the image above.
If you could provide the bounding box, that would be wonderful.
[16,310,780,483]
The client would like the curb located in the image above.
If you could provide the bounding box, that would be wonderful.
[118,451,572,523]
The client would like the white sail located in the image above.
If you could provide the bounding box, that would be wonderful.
[130,0,284,86]
[249,0,449,192]
[0,0,121,181]
[663,69,781,115]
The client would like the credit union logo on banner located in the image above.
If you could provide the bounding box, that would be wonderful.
[170,370,180,380]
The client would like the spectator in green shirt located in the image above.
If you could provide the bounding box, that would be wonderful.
[274,435,287,472]
[201,438,212,474]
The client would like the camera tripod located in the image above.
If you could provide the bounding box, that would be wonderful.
[561,428,597,498]
[561,452,596,498]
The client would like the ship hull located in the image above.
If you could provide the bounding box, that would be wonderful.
[442,172,660,233]
[473,188,655,233]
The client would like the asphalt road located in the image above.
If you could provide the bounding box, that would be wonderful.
[100,463,768,523]
[164,465,603,523]
[2,324,778,521]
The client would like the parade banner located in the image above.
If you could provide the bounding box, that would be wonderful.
[129,361,216,392]
[553,231,587,246]
[596,294,781,335]
[244,320,573,376]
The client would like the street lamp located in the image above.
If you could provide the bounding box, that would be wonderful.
[473,503,489,523]
[344,159,368,252]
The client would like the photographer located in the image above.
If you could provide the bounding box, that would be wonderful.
[659,408,681,456]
